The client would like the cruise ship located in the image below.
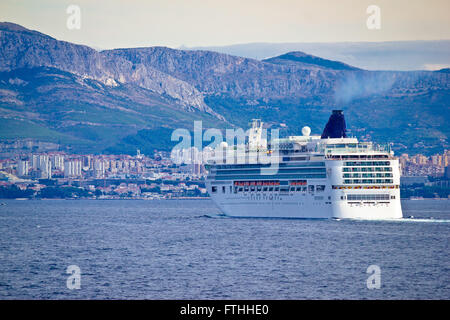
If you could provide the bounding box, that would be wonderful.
[205,110,403,219]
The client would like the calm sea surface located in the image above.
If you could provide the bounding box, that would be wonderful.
[0,199,448,299]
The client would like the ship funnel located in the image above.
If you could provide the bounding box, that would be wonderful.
[321,110,347,139]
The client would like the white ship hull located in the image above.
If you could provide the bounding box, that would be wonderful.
[206,159,403,220]
[207,183,403,220]
[205,111,403,220]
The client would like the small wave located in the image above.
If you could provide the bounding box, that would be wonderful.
[400,217,450,223]
[330,217,450,223]
[196,214,228,219]
[356,217,450,223]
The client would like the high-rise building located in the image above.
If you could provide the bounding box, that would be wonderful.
[64,160,82,178]
[17,160,29,177]
[40,160,52,179]
[32,154,39,169]
[51,154,65,171]
[110,160,117,173]
[431,155,443,167]
[94,160,105,178]
[82,155,92,170]
[31,155,52,179]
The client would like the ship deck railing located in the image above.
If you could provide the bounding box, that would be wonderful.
[321,143,394,158]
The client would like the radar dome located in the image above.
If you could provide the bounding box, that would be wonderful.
[301,126,311,136]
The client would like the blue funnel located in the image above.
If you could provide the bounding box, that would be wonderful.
[321,110,347,139]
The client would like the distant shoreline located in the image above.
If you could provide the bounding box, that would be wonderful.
[1,197,448,201]
[1,197,212,201]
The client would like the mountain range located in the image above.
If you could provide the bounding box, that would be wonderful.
[0,22,449,155]
[185,40,450,71]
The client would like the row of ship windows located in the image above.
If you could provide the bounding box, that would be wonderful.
[328,155,389,160]
[215,168,326,175]
[333,185,399,189]
[344,161,390,166]
[346,194,392,201]
[213,174,326,180]
[211,185,326,194]
[213,162,325,170]
[343,179,393,184]
[343,173,393,178]
[211,187,396,201]
[342,167,392,172]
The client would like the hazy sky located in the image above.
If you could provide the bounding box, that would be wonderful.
[1,0,449,49]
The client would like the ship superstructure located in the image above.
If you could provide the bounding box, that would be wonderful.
[206,110,403,219]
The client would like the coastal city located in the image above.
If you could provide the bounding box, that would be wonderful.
[0,140,211,200]
[0,139,449,200]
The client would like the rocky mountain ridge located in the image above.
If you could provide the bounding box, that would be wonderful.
[0,22,448,155]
